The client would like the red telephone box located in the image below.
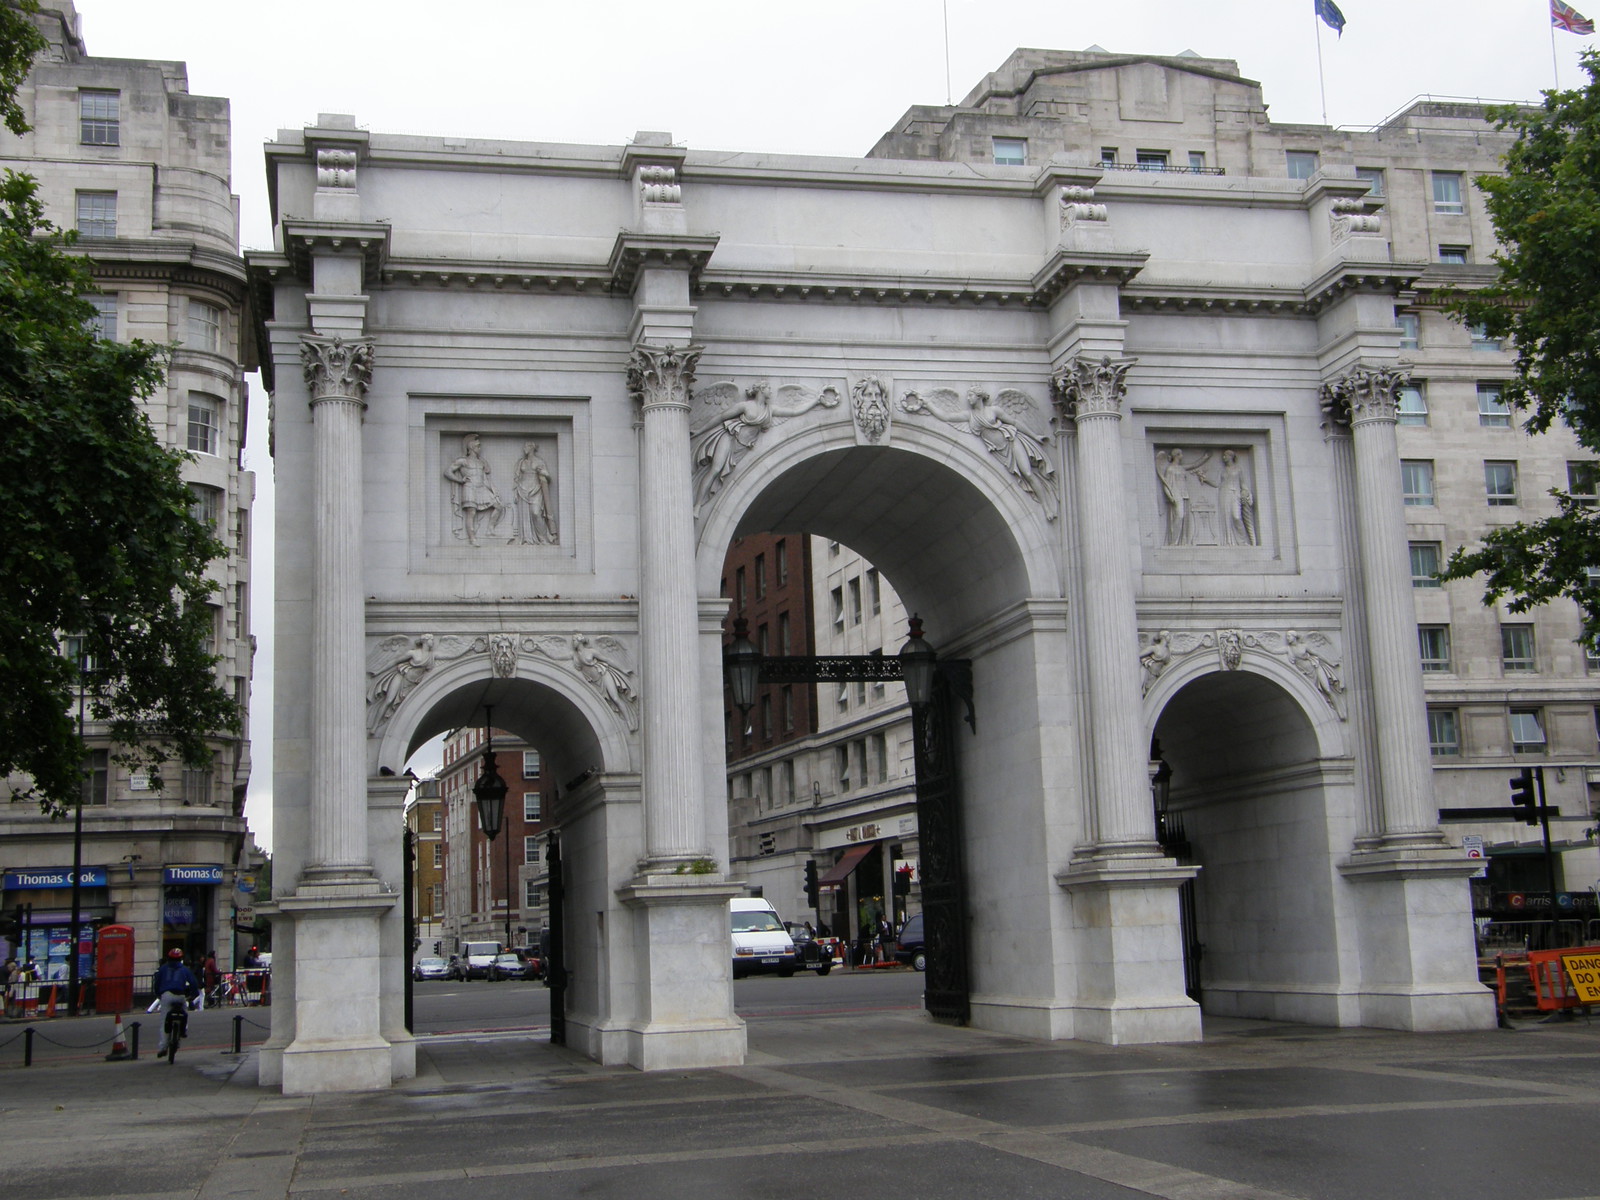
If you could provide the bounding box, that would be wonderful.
[95,925,135,1013]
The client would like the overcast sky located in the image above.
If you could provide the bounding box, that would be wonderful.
[64,0,1597,851]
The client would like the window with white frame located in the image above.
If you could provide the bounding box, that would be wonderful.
[523,791,540,821]
[1418,625,1452,673]
[79,89,119,145]
[1568,461,1598,503]
[1135,148,1169,169]
[186,300,222,352]
[867,568,881,615]
[831,586,844,630]
[1438,245,1469,265]
[1100,146,1118,165]
[432,810,442,831]
[1470,322,1501,350]
[86,294,116,340]
[1285,150,1319,179]
[1427,708,1460,756]
[1432,171,1465,214]
[1397,384,1428,426]
[1401,460,1435,506]
[1510,707,1546,752]
[432,844,442,868]
[188,484,223,533]
[992,136,1027,166]
[754,553,766,599]
[1485,461,1519,506]
[1356,166,1386,196]
[836,682,848,713]
[1501,623,1536,672]
[186,393,220,455]
[1478,383,1511,427]
[182,767,212,806]
[775,538,788,584]
[75,190,116,238]
[848,577,862,625]
[1409,542,1442,588]
[1396,311,1419,350]
[81,749,108,805]
[1188,151,1207,171]
[524,880,541,909]
[522,751,540,779]
[835,743,851,791]
[870,733,887,783]
[524,835,539,864]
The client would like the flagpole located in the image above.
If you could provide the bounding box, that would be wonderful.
[943,0,952,105]
[1551,7,1562,88]
[1315,10,1329,124]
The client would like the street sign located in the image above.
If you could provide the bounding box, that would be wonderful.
[1461,835,1484,859]
[1561,953,1600,1004]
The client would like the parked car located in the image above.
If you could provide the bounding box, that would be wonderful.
[412,957,453,981]
[894,913,926,972]
[460,941,502,980]
[486,953,529,981]
[784,922,832,975]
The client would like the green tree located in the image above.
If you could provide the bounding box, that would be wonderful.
[1443,51,1600,644]
[0,7,237,813]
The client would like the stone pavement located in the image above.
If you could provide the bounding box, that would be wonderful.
[5,1006,1600,1200]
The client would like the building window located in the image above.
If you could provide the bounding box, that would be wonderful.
[778,611,791,655]
[1100,146,1118,165]
[523,791,540,821]
[777,759,794,805]
[831,586,844,630]
[524,881,541,909]
[1409,542,1442,588]
[188,484,223,533]
[1427,709,1461,756]
[79,89,119,145]
[186,393,221,455]
[524,835,539,865]
[432,844,443,868]
[1470,323,1501,351]
[775,538,788,584]
[522,751,540,779]
[1501,623,1536,672]
[1135,149,1169,169]
[835,744,851,791]
[782,684,794,732]
[1397,384,1428,426]
[1286,150,1319,179]
[1188,151,1207,171]
[1568,461,1599,503]
[81,749,108,806]
[1356,166,1386,196]
[1396,311,1419,350]
[86,294,117,340]
[760,694,772,740]
[432,810,442,832]
[1432,171,1465,215]
[1401,460,1435,506]
[870,733,888,783]
[992,137,1027,166]
[1510,708,1547,752]
[75,190,116,238]
[182,767,212,806]
[1478,383,1511,428]
[867,568,881,615]
[827,540,840,556]
[836,682,848,713]
[186,300,222,352]
[1485,460,1519,506]
[1418,625,1452,673]
[1438,245,1470,265]
[848,577,862,625]
[757,623,769,656]
[735,566,747,611]
[754,553,766,599]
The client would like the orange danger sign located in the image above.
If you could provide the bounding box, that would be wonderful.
[1561,953,1600,1003]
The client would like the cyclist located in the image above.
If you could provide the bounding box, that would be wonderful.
[152,948,200,1057]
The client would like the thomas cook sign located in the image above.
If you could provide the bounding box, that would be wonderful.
[163,864,223,885]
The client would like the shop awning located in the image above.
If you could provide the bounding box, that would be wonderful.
[817,843,875,889]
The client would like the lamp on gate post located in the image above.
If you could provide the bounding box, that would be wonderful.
[723,617,762,718]
[898,616,937,709]
[472,712,512,949]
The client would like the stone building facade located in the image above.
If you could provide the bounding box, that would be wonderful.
[0,3,255,984]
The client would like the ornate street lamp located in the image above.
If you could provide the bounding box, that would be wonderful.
[723,616,762,717]
[898,615,937,709]
[472,712,512,949]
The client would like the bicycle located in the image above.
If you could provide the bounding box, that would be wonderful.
[162,1000,188,1063]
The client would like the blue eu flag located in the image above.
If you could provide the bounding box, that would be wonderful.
[1315,0,1347,34]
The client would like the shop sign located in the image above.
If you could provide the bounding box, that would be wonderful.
[845,823,881,843]
[4,867,107,889]
[164,864,223,885]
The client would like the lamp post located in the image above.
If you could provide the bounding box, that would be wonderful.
[67,637,92,1018]
[723,616,762,722]
[472,713,512,950]
[898,615,937,708]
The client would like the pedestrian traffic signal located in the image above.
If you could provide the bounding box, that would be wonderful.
[1510,768,1538,825]
[803,859,819,908]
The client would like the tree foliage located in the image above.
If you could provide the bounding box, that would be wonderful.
[0,172,238,813]
[1443,50,1600,645]
[0,2,44,138]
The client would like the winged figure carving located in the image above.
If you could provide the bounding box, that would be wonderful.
[900,386,1059,519]
[688,380,842,515]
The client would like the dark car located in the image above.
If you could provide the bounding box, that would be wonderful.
[486,953,537,981]
[784,922,832,976]
[894,913,926,972]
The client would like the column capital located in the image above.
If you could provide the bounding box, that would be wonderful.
[1319,363,1409,430]
[301,335,374,406]
[627,342,702,412]
[1051,354,1136,421]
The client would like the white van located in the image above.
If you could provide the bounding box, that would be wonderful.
[459,940,502,980]
[729,898,797,978]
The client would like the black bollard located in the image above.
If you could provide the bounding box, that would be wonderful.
[130,1020,140,1060]
[23,1026,33,1067]
[232,1013,242,1055]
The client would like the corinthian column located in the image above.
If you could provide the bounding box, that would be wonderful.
[1322,365,1441,842]
[301,335,376,880]
[627,343,706,864]
[1052,355,1155,850]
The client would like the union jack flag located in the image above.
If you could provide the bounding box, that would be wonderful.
[1552,0,1596,34]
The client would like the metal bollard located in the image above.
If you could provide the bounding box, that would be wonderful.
[232,1013,242,1055]
[130,1020,140,1060]
[23,1026,33,1067]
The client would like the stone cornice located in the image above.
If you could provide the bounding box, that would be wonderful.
[1032,248,1149,303]
[278,218,391,281]
[77,240,247,289]
[1302,262,1424,313]
[607,231,720,294]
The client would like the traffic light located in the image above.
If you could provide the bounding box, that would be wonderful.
[803,859,819,908]
[1510,768,1538,825]
[433,940,442,955]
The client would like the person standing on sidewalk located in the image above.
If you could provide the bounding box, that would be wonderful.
[1,957,16,1017]
[151,949,199,1056]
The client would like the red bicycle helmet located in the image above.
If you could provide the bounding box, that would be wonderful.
[167,947,184,959]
